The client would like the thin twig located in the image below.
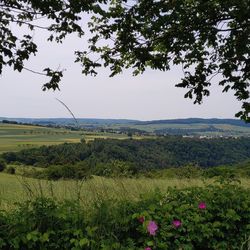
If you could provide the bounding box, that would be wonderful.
[55,98,79,127]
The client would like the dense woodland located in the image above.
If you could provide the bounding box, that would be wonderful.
[2,137,250,179]
[154,126,224,135]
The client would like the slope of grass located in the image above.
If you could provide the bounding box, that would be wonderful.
[0,124,81,153]
[0,123,132,153]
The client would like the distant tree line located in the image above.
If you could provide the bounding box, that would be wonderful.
[1,119,51,128]
[1,120,19,124]
[155,126,224,135]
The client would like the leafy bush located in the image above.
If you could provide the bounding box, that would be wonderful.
[0,159,6,172]
[170,164,202,179]
[5,166,15,174]
[0,183,249,249]
[93,160,137,177]
[42,165,90,180]
[133,184,250,249]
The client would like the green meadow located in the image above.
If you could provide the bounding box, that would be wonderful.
[0,172,249,211]
[0,173,205,209]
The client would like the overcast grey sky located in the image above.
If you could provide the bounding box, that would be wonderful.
[0,23,242,121]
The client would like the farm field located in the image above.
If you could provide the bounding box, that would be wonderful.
[0,123,80,153]
[0,123,132,153]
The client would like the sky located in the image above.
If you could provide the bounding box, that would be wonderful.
[0,20,242,121]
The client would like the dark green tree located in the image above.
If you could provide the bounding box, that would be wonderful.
[1,0,249,120]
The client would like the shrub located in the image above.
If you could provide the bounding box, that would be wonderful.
[132,184,250,249]
[5,166,15,174]
[172,164,203,179]
[0,159,6,172]
[44,165,90,180]
[93,160,137,177]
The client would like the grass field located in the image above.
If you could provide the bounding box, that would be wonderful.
[0,123,132,153]
[0,172,249,211]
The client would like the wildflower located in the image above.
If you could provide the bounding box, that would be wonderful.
[147,220,158,235]
[172,220,182,228]
[145,247,152,250]
[198,202,206,209]
[138,216,145,223]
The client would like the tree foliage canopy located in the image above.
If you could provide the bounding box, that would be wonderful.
[3,137,250,169]
[0,0,102,89]
[1,0,250,120]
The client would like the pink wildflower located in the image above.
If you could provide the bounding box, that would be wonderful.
[172,220,182,228]
[147,220,158,236]
[138,216,145,223]
[145,248,152,250]
[198,202,206,209]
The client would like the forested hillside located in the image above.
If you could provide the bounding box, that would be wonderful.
[3,137,250,170]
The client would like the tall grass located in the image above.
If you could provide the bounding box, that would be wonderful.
[0,173,249,211]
